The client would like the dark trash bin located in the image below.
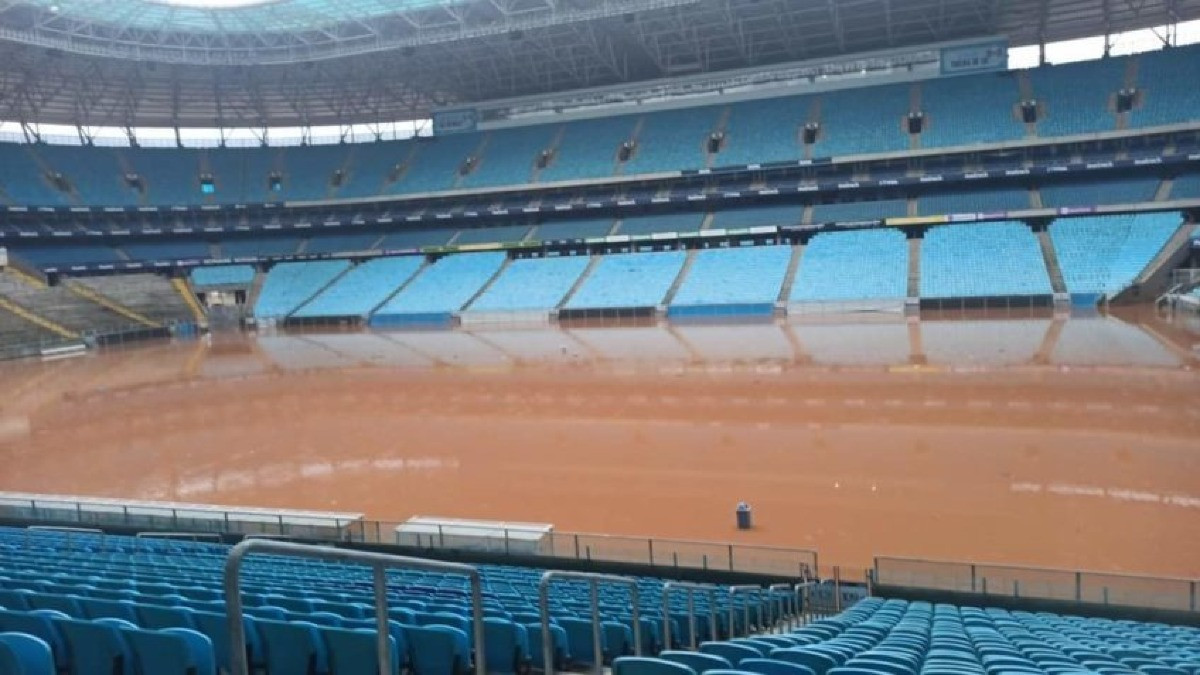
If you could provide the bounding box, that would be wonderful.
[735,502,753,530]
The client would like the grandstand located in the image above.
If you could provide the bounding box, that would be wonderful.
[0,6,1197,675]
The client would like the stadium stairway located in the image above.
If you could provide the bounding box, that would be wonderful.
[63,280,160,328]
[556,255,601,310]
[458,256,513,313]
[172,278,207,324]
[0,294,76,340]
[1155,178,1173,201]
[661,250,699,307]
[906,238,921,299]
[1035,230,1069,294]
[777,245,805,304]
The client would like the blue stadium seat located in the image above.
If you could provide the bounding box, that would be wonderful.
[525,621,570,671]
[321,626,401,675]
[739,659,818,675]
[483,617,529,674]
[614,656,702,675]
[1050,212,1180,297]
[1029,58,1123,136]
[0,632,55,675]
[121,627,215,675]
[404,624,470,675]
[136,604,195,631]
[669,245,792,312]
[253,260,351,319]
[371,251,507,322]
[661,650,735,673]
[702,641,766,667]
[255,619,330,675]
[0,612,68,673]
[53,617,136,675]
[559,617,608,668]
[790,228,908,303]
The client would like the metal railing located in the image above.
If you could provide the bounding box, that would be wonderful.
[379,522,818,578]
[727,584,763,639]
[538,571,641,675]
[223,539,486,675]
[874,556,1199,613]
[661,581,721,650]
[768,582,797,631]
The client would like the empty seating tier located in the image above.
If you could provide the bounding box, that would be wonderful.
[790,228,909,303]
[73,274,193,324]
[669,245,793,313]
[371,251,507,323]
[252,260,351,319]
[190,265,256,288]
[467,255,591,313]
[920,221,1053,299]
[563,250,687,311]
[292,256,425,319]
[1049,212,1180,297]
[1040,176,1162,207]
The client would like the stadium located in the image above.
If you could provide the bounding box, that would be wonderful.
[0,0,1199,672]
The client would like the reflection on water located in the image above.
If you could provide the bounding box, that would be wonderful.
[251,315,1196,373]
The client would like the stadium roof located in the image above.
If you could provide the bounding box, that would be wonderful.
[0,0,1197,130]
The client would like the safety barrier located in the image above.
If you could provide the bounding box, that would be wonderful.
[223,539,486,675]
[661,581,722,650]
[874,556,1198,613]
[539,570,642,675]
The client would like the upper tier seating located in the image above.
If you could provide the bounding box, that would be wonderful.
[917,187,1031,215]
[292,256,426,319]
[920,221,1053,298]
[564,250,687,310]
[36,144,131,206]
[919,72,1025,147]
[1129,46,1200,129]
[622,107,721,175]
[122,240,212,262]
[719,95,811,166]
[378,228,456,250]
[125,147,204,206]
[1049,212,1180,296]
[670,245,792,308]
[462,126,556,189]
[454,224,532,245]
[618,213,706,236]
[12,245,123,268]
[537,116,637,183]
[1029,58,1123,136]
[532,218,616,241]
[0,47,1197,209]
[390,134,482,195]
[1040,176,1161,207]
[1168,172,1200,199]
[253,260,351,319]
[190,265,256,288]
[812,83,911,158]
[0,144,73,206]
[810,199,908,223]
[709,206,803,230]
[221,236,302,259]
[467,255,592,313]
[790,228,909,302]
[304,233,382,255]
[73,274,193,324]
[373,251,507,318]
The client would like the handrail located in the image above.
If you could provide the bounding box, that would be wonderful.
[135,531,222,542]
[727,584,762,639]
[223,539,486,675]
[768,582,795,631]
[661,581,720,650]
[538,570,642,675]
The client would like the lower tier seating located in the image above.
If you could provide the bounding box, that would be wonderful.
[292,256,426,319]
[920,222,1053,299]
[670,245,793,308]
[1050,212,1180,296]
[467,255,592,313]
[252,260,351,319]
[790,229,909,302]
[563,250,687,310]
[372,251,507,320]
